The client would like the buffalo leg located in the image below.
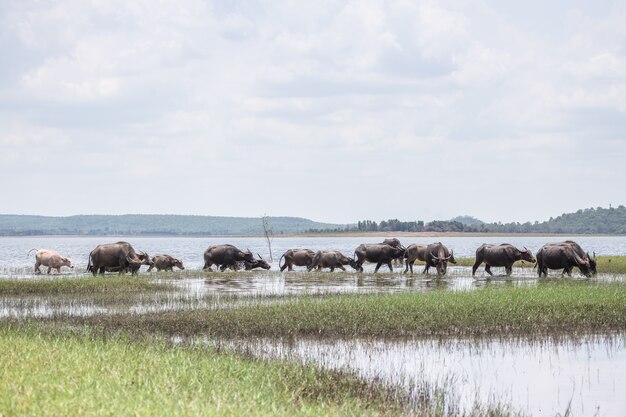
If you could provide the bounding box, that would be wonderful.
[422,264,430,274]
[338,265,346,271]
[505,265,512,276]
[387,261,393,272]
[471,260,481,276]
[484,264,493,276]
[34,262,41,274]
[374,262,382,273]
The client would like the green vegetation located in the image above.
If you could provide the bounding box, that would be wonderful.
[0,326,398,417]
[73,282,626,339]
[0,276,173,296]
[2,205,625,235]
[0,214,341,236]
[311,205,626,234]
[456,255,626,274]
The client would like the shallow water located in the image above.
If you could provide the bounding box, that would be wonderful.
[1,235,624,273]
[2,266,624,318]
[222,334,626,417]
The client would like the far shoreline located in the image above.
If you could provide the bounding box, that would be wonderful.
[1,232,624,238]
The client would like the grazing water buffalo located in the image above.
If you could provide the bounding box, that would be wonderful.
[472,244,535,277]
[403,244,428,274]
[147,254,184,272]
[353,243,406,272]
[536,244,592,278]
[203,244,255,271]
[307,250,357,272]
[87,242,152,276]
[546,240,597,275]
[423,242,456,276]
[242,256,271,270]
[28,249,74,274]
[279,249,316,271]
[221,254,272,271]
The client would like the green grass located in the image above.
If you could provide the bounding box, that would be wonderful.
[0,276,173,295]
[73,281,626,339]
[594,256,626,274]
[455,255,626,274]
[0,326,399,417]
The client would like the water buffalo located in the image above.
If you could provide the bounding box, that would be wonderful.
[403,244,428,274]
[203,244,255,271]
[307,250,357,272]
[147,254,184,272]
[546,240,597,275]
[381,238,406,266]
[220,254,271,271]
[536,243,593,278]
[87,242,152,276]
[471,244,535,277]
[242,256,271,270]
[423,242,456,276]
[353,243,406,272]
[28,248,74,274]
[279,249,316,271]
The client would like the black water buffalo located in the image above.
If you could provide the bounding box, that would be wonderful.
[423,242,456,276]
[403,244,428,274]
[472,244,535,277]
[381,238,406,265]
[220,254,271,271]
[536,244,592,278]
[353,243,406,272]
[203,244,255,271]
[242,257,271,270]
[279,249,316,271]
[87,241,153,276]
[546,240,597,275]
[381,238,405,249]
[307,250,357,272]
[147,254,184,272]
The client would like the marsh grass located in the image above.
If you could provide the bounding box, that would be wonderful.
[68,281,626,339]
[0,325,401,417]
[0,275,173,296]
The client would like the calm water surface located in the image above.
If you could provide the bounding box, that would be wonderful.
[2,235,625,272]
[223,334,626,417]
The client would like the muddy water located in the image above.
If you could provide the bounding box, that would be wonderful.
[222,334,626,417]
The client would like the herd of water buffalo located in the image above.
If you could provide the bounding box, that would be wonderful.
[26,237,598,278]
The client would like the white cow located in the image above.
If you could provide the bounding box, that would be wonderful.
[28,248,74,274]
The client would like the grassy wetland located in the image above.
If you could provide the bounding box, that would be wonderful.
[2,237,626,416]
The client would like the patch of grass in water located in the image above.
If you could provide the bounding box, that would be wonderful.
[0,325,400,417]
[74,281,626,339]
[0,276,173,296]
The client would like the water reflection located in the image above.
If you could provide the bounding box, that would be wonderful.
[2,267,625,318]
[222,334,626,417]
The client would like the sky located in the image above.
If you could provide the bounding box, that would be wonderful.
[1,0,625,224]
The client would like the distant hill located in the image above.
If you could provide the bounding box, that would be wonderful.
[0,214,342,236]
[483,206,626,234]
[329,206,626,234]
[450,215,485,227]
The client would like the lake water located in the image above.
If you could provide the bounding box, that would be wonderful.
[222,334,626,417]
[1,235,624,272]
[2,235,625,416]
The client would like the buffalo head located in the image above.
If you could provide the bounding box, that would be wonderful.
[520,247,536,263]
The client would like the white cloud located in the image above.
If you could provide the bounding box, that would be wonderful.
[0,0,624,222]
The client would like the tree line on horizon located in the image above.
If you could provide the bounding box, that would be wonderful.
[306,206,626,235]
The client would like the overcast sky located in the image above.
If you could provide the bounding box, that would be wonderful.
[1,0,624,224]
